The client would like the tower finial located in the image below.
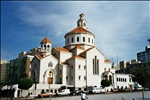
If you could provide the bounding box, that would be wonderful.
[79,13,85,19]
[77,13,87,29]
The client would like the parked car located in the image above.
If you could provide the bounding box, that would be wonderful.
[136,87,142,91]
[57,89,70,96]
[38,92,53,98]
[144,88,149,91]
[124,88,130,92]
[70,90,82,95]
[90,87,104,94]
[113,88,119,92]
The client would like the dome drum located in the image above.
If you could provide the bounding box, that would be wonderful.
[65,33,94,46]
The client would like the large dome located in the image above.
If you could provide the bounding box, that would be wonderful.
[64,13,95,47]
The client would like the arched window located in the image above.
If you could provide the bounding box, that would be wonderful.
[78,65,81,69]
[84,22,86,27]
[88,38,90,43]
[77,37,79,42]
[84,76,86,80]
[78,76,81,80]
[97,60,99,74]
[93,59,95,74]
[121,78,122,82]
[125,78,127,82]
[83,37,85,42]
[71,37,74,42]
[93,56,99,74]
[84,65,86,69]
[67,39,69,43]
[44,45,46,49]
[78,23,80,27]
[129,78,132,82]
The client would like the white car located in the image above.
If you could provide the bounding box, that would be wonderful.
[136,87,143,90]
[91,87,105,94]
[57,89,70,96]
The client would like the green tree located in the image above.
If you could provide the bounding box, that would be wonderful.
[19,73,28,79]
[18,78,33,90]
[101,79,111,92]
[132,67,150,100]
[18,73,33,96]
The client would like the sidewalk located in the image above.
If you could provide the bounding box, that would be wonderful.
[0,97,34,100]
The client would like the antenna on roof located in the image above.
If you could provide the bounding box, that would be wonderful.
[117,55,118,66]
[112,58,114,68]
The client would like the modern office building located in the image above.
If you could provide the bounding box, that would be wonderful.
[137,39,150,62]
[0,60,10,84]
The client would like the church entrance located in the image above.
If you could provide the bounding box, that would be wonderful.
[47,71,53,84]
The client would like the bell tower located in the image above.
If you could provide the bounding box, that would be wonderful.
[40,37,52,55]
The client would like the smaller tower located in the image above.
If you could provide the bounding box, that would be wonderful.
[77,13,87,29]
[40,37,52,55]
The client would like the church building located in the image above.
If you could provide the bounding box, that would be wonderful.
[29,13,133,95]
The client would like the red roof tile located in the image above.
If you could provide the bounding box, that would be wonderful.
[71,45,85,50]
[104,59,111,63]
[36,54,50,59]
[36,54,44,59]
[79,46,95,55]
[64,27,95,38]
[41,37,52,44]
[67,55,85,61]
[61,62,69,65]
[55,47,70,52]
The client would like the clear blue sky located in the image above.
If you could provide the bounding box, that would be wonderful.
[1,1,150,64]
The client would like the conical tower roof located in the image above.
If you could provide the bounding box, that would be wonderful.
[40,37,52,44]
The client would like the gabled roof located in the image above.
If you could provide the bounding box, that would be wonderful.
[54,46,70,52]
[79,46,95,55]
[67,55,85,61]
[64,27,95,38]
[71,45,85,51]
[41,37,52,44]
[36,54,44,59]
[36,54,50,59]
[61,62,69,65]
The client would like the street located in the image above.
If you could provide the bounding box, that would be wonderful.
[33,91,150,100]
